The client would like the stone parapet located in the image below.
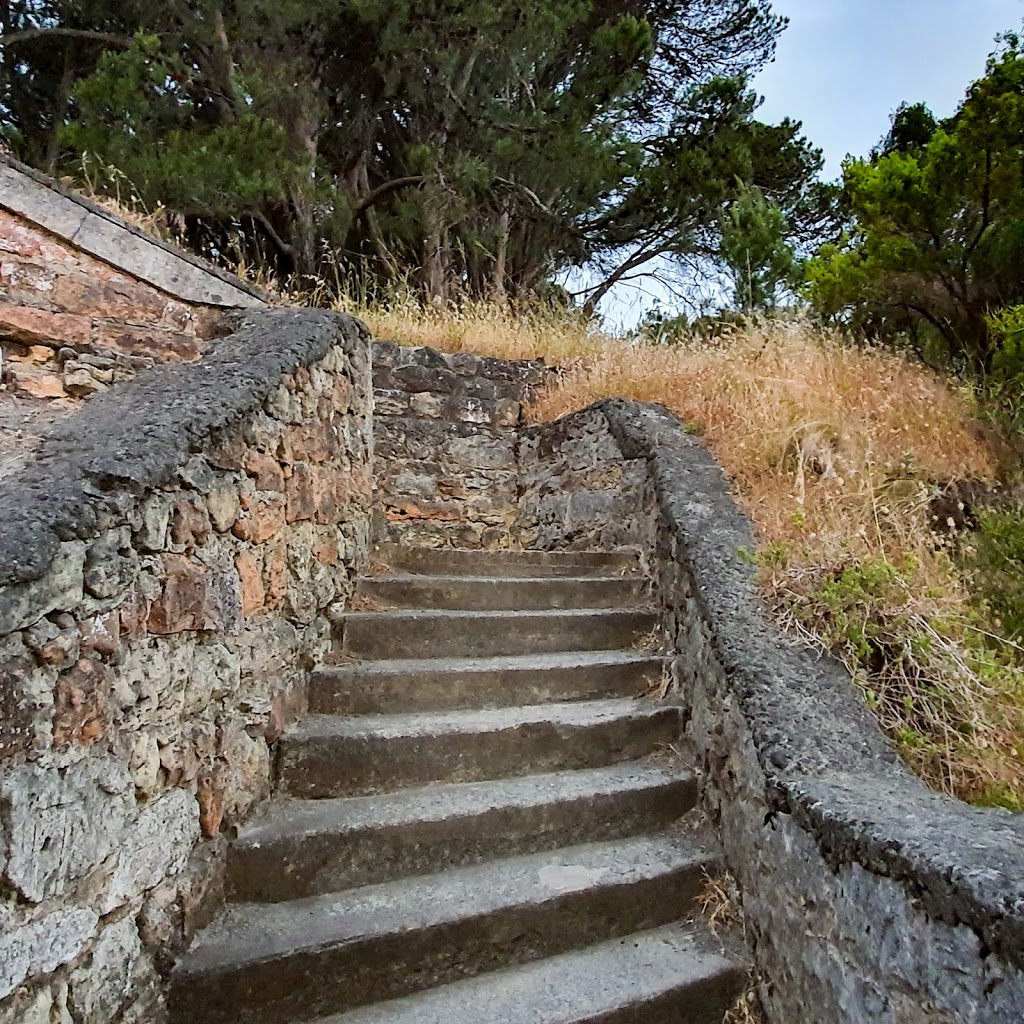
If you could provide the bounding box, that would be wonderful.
[0,309,372,1023]
[519,398,1024,1024]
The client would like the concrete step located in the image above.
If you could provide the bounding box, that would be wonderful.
[169,834,717,1024]
[337,608,659,660]
[229,762,697,902]
[303,923,746,1024]
[278,698,681,797]
[356,573,646,611]
[376,545,639,578]
[310,650,665,714]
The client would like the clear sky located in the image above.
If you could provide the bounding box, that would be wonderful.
[756,0,1024,180]
[596,0,1024,325]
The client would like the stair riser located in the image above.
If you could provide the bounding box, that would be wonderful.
[278,709,681,798]
[580,973,746,1024]
[309,658,664,714]
[169,860,711,1024]
[228,776,697,902]
[339,611,659,659]
[376,548,638,578]
[356,576,645,611]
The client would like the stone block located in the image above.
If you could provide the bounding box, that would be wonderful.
[242,451,285,493]
[68,916,145,1024]
[232,496,286,543]
[0,665,37,762]
[52,657,110,748]
[135,497,170,552]
[91,322,201,361]
[0,302,90,346]
[235,549,265,616]
[101,787,199,913]
[0,908,98,1001]
[169,500,212,549]
[147,552,241,635]
[285,463,317,523]
[1,758,134,902]
[0,544,85,634]
[83,530,136,599]
[9,366,67,400]
[206,487,240,533]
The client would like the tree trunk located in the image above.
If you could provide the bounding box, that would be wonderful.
[422,199,447,305]
[490,207,511,305]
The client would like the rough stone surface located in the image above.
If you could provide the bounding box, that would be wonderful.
[519,398,1024,1023]
[0,156,266,479]
[0,308,373,1022]
[170,835,715,1024]
[304,923,741,1024]
[0,908,98,1001]
[371,340,551,548]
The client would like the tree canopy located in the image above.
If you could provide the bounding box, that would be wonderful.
[1,0,824,309]
[805,33,1024,370]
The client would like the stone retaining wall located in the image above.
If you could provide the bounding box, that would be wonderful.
[518,399,1024,1024]
[0,309,372,1024]
[371,341,550,548]
[0,153,264,404]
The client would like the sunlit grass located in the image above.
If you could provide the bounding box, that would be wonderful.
[360,301,1024,808]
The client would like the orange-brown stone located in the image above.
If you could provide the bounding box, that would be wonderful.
[53,658,109,748]
[242,450,286,492]
[197,768,225,838]
[0,302,91,346]
[232,496,286,543]
[235,549,266,616]
[263,536,288,610]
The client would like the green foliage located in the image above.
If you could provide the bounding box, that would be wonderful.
[965,508,1024,642]
[61,35,304,217]
[718,182,797,311]
[765,542,1024,806]
[805,34,1024,369]
[0,0,817,308]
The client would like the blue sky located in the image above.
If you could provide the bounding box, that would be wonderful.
[756,0,1024,179]
[597,0,1024,325]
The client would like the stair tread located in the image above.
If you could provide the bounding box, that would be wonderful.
[364,572,638,584]
[318,649,665,676]
[290,698,675,741]
[237,761,693,846]
[175,833,714,977]
[377,547,637,563]
[341,607,653,621]
[306,923,742,1024]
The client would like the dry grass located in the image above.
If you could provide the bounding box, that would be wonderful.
[698,873,744,937]
[724,989,768,1024]
[362,302,1024,808]
[357,298,604,364]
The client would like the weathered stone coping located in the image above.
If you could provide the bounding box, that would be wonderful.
[0,308,367,590]
[0,153,265,308]
[592,398,1024,969]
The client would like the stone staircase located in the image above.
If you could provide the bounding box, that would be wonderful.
[168,547,746,1024]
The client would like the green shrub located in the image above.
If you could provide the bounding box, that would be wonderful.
[964,507,1024,643]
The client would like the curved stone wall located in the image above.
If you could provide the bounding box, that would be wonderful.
[518,398,1024,1023]
[0,309,372,1022]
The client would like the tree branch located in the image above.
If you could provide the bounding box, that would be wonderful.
[352,176,426,217]
[248,212,293,258]
[0,28,133,49]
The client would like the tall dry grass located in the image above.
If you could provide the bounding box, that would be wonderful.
[361,301,1024,807]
